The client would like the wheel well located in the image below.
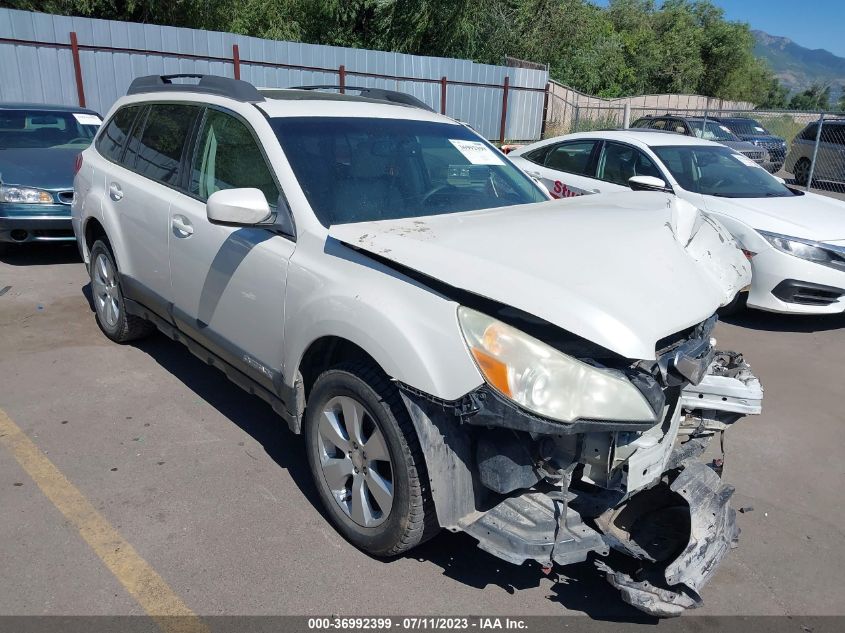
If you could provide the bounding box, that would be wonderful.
[297,336,383,400]
[84,218,107,252]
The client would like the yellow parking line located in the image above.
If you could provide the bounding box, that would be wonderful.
[0,408,208,633]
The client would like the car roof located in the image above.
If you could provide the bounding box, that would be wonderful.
[256,90,451,123]
[0,102,100,115]
[533,130,726,149]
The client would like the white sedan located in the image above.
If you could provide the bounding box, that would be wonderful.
[509,130,845,314]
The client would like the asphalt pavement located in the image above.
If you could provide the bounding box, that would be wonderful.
[1,242,844,625]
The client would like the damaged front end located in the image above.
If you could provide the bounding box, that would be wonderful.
[400,317,762,618]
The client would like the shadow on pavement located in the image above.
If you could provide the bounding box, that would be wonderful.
[722,309,845,333]
[410,532,655,621]
[132,332,323,518]
[0,242,81,266]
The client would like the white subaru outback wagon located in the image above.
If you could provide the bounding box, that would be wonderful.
[73,75,763,616]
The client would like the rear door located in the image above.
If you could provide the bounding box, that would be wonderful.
[168,107,294,392]
[102,103,201,314]
[518,139,601,198]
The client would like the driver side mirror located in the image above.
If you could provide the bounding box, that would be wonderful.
[207,188,272,226]
[628,175,671,193]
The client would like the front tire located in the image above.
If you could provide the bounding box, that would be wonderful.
[89,239,154,343]
[304,361,438,557]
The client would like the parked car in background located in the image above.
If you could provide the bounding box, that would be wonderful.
[784,119,845,186]
[73,74,761,616]
[0,103,102,253]
[631,114,774,171]
[510,130,845,315]
[714,116,787,172]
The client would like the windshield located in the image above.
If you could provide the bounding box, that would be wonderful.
[722,119,769,136]
[0,110,101,149]
[652,145,794,198]
[271,117,547,225]
[687,120,739,142]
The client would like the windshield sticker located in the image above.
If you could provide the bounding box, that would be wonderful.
[754,126,766,133]
[719,125,731,132]
[449,139,504,165]
[73,113,102,126]
[733,153,763,169]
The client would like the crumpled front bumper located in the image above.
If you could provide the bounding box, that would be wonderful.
[450,352,762,617]
[596,461,739,617]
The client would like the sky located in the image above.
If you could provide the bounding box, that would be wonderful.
[716,0,845,57]
[590,0,845,58]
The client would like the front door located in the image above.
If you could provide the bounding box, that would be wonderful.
[168,107,295,393]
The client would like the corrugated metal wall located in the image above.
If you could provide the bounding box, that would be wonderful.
[0,8,548,140]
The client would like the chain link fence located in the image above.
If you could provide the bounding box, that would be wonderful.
[544,92,845,196]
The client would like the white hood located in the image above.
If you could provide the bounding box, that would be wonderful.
[329,192,751,360]
[703,191,845,242]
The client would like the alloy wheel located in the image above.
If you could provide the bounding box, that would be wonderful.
[92,253,120,328]
[317,395,394,528]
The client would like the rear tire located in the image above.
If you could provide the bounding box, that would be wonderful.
[793,158,811,186]
[304,361,438,557]
[89,239,155,343]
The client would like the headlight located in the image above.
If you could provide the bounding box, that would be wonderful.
[0,185,53,204]
[758,230,845,272]
[457,307,657,424]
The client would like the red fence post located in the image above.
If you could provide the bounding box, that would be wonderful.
[339,65,346,93]
[440,76,447,115]
[69,32,86,108]
[499,75,510,144]
[232,44,241,80]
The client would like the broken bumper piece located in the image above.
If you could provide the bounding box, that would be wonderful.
[595,461,739,617]
[460,492,608,567]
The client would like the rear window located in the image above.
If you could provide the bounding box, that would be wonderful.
[272,117,547,226]
[0,109,101,150]
[97,106,141,162]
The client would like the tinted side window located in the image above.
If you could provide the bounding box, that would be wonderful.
[820,124,845,145]
[96,106,140,161]
[597,142,662,186]
[134,104,199,187]
[190,109,279,205]
[523,144,552,165]
[544,141,597,176]
[801,124,818,141]
[121,106,149,170]
[667,119,687,134]
[631,119,651,128]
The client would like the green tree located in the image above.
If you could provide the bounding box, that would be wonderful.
[2,0,783,105]
[789,84,831,110]
[757,78,789,109]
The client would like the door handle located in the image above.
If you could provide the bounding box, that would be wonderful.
[171,215,194,236]
[108,182,123,201]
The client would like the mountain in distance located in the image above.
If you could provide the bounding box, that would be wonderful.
[753,30,845,101]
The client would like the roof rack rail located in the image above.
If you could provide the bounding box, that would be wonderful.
[127,74,265,103]
[290,85,434,112]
